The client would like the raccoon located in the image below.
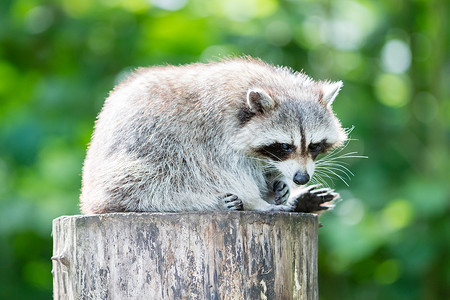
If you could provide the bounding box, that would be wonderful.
[80,57,347,214]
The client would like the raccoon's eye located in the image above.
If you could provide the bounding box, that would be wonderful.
[308,143,324,153]
[255,143,296,161]
[280,143,294,152]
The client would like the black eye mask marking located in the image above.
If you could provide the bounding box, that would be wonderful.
[255,143,296,161]
[308,140,332,160]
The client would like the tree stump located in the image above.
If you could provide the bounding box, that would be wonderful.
[52,212,318,299]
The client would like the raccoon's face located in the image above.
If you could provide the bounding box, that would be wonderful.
[234,81,347,187]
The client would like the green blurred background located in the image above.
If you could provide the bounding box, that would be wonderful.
[0,0,448,299]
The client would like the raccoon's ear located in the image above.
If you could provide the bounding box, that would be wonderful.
[246,89,275,114]
[321,81,343,106]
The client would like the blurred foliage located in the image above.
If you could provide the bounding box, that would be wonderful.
[0,0,449,299]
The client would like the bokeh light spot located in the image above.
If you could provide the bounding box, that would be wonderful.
[328,0,377,50]
[265,21,292,46]
[381,199,414,230]
[374,260,400,285]
[296,16,327,48]
[335,198,365,226]
[374,73,411,107]
[219,0,278,22]
[412,33,432,62]
[334,51,362,74]
[151,0,188,11]
[328,19,364,50]
[381,39,411,74]
[121,0,150,12]
[87,25,115,55]
[62,0,93,17]
[412,92,439,124]
[25,6,54,34]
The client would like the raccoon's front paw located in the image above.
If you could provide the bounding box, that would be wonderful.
[273,181,290,205]
[289,185,339,213]
[221,194,244,211]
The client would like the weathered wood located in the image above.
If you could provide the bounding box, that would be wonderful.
[52,212,318,299]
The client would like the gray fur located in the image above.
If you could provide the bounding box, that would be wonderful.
[80,57,347,214]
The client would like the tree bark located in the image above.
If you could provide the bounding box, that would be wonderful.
[52,211,318,299]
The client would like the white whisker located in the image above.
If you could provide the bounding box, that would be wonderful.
[311,130,366,188]
[316,163,355,177]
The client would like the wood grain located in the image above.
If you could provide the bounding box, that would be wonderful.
[52,212,318,299]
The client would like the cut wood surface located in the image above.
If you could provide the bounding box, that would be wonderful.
[52,212,318,299]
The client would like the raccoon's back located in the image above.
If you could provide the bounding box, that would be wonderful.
[83,67,233,186]
[80,58,302,213]
[80,64,241,213]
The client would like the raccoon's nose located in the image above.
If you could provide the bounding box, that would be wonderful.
[293,172,310,185]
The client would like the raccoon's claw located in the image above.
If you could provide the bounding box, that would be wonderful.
[221,194,244,211]
[273,180,290,205]
[290,185,339,213]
